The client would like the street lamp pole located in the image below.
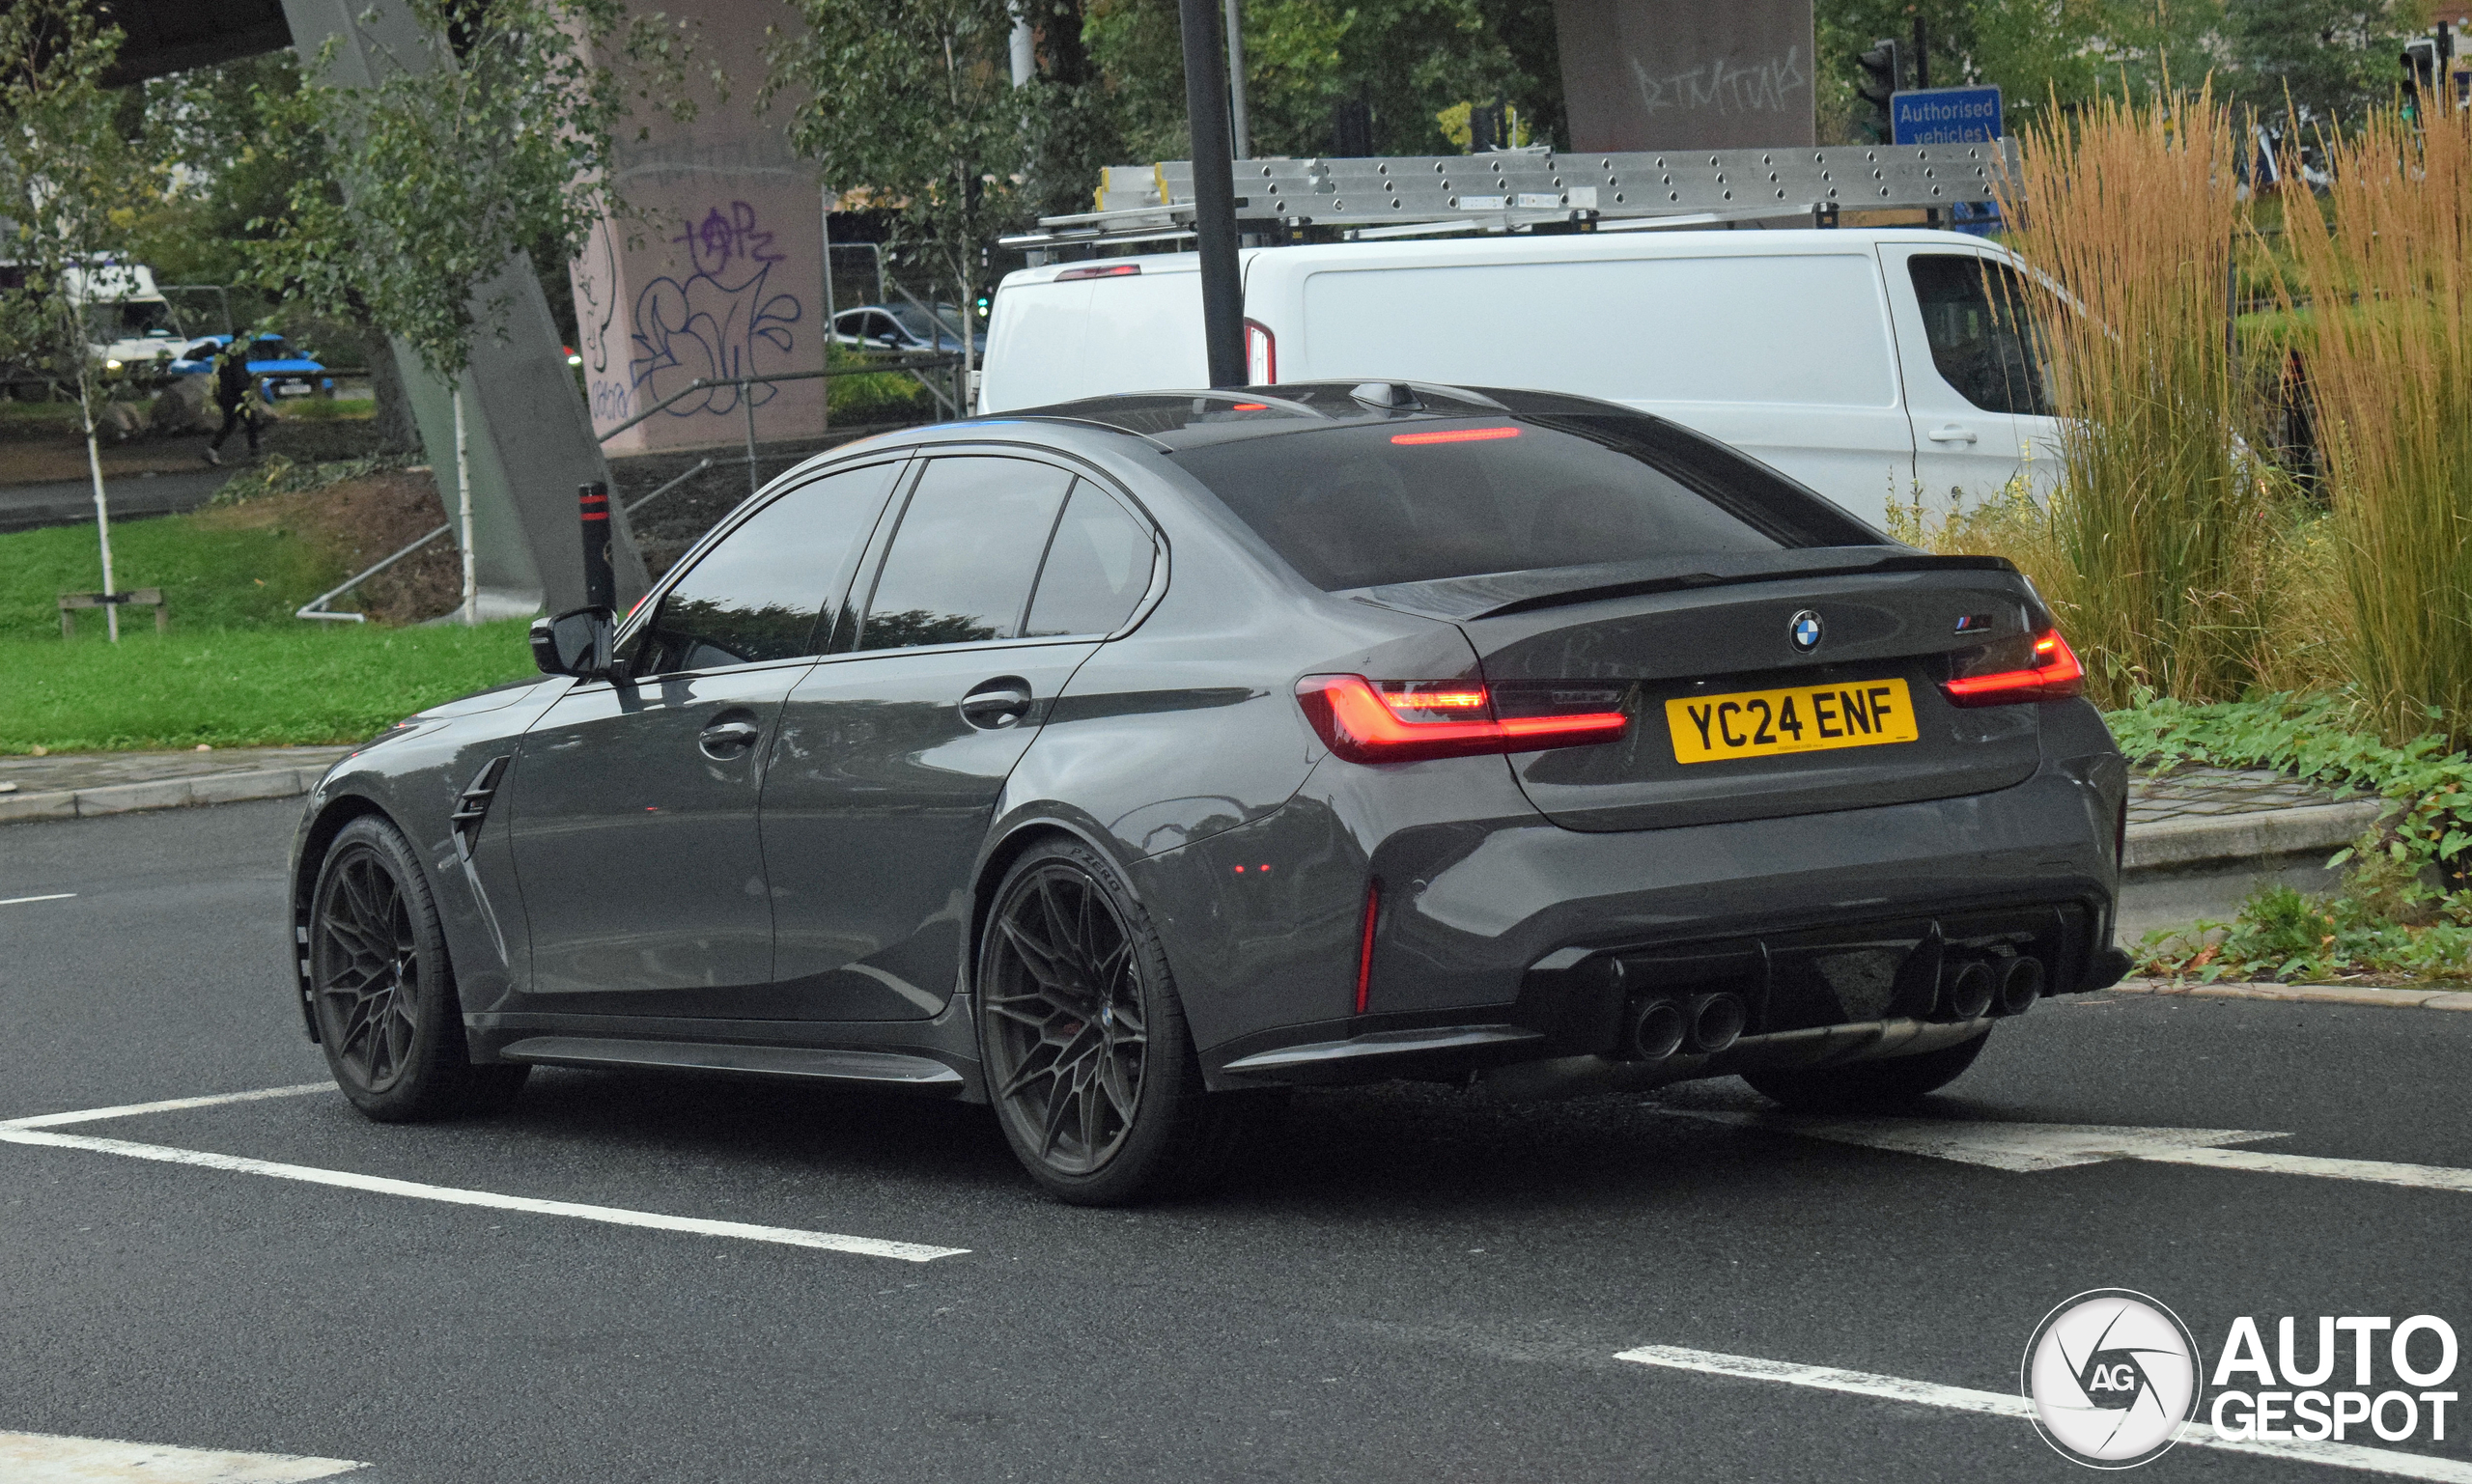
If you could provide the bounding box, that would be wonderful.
[1176,0,1246,386]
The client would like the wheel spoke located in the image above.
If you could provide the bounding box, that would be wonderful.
[996,916,1069,990]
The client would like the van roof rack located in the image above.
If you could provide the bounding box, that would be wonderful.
[998,141,2020,261]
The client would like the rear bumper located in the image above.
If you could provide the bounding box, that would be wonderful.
[1163,721,2124,1090]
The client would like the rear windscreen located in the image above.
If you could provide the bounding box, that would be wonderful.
[1171,413,1878,591]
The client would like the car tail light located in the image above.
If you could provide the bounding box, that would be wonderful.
[1244,319,1276,383]
[1940,627,2087,707]
[1294,675,1628,764]
[1390,426,1521,446]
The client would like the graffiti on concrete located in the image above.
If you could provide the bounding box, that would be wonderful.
[627,201,803,419]
[1630,46,1811,117]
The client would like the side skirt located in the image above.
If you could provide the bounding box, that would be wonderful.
[464,997,989,1103]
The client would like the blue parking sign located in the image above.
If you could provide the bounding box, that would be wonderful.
[1892,86,2003,145]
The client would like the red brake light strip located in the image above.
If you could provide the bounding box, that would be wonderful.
[1940,628,2088,707]
[1296,675,1627,764]
[1389,426,1522,446]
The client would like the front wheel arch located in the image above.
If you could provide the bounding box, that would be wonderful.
[291,794,398,1042]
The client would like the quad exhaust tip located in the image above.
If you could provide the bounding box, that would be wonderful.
[1940,960,1997,1022]
[1686,992,1746,1055]
[1627,998,1688,1061]
[1996,955,2044,1016]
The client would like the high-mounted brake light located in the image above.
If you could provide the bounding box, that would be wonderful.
[1054,263,1141,282]
[1940,627,2087,707]
[1389,426,1521,446]
[1244,319,1276,383]
[1295,675,1628,764]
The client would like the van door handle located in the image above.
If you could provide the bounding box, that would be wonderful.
[1926,424,1980,444]
[697,717,762,759]
[959,677,1034,731]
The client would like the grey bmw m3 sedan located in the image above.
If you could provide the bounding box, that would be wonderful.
[287,381,2130,1204]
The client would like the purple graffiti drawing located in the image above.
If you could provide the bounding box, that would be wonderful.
[628,201,803,421]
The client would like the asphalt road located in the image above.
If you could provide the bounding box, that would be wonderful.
[5,798,2470,1483]
[0,467,229,533]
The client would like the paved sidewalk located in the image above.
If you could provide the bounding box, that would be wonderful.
[2115,978,2472,1009]
[2128,763,2367,826]
[0,744,352,824]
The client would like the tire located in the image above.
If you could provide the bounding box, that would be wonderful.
[307,815,528,1122]
[974,837,1269,1205]
[1740,1028,1992,1112]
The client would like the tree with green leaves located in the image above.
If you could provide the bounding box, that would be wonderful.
[258,0,694,623]
[768,0,1026,386]
[1080,0,1562,160]
[0,0,167,641]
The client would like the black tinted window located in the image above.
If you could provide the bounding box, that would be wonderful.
[1909,256,2053,417]
[637,462,898,673]
[1025,484,1155,636]
[858,457,1075,651]
[1173,414,1871,591]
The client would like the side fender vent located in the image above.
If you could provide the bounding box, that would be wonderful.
[450,755,512,861]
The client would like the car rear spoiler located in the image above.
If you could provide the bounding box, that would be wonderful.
[1355,549,2020,623]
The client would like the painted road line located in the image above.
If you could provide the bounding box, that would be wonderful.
[0,1128,969,1263]
[0,1429,365,1481]
[0,1083,334,1131]
[1615,1344,2472,1482]
[0,892,76,907]
[2144,1145,2472,1194]
[1676,1111,2472,1195]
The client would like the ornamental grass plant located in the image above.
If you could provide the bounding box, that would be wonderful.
[2278,105,2472,749]
[1999,84,2284,707]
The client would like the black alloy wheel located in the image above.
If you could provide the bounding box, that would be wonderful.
[976,838,1267,1204]
[309,815,526,1121]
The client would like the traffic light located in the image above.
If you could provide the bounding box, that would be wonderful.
[2403,37,2439,124]
[1857,40,1901,144]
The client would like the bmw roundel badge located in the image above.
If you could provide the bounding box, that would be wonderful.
[1789,609,1824,652]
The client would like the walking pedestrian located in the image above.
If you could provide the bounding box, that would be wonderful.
[204,339,261,466]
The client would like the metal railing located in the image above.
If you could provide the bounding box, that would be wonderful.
[296,352,958,623]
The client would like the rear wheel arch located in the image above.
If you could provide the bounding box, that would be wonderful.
[969,818,1144,999]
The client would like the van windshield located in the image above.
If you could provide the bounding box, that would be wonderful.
[1170,413,1878,591]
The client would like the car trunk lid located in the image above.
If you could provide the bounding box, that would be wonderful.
[1362,553,2049,832]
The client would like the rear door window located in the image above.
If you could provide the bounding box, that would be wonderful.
[633,462,900,674]
[1024,484,1156,637]
[1173,410,1876,591]
[1907,256,2053,417]
[857,457,1077,650]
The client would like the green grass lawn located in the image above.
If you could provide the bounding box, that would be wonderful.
[0,621,538,752]
[2,515,342,641]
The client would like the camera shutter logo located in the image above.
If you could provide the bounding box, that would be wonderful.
[2022,1289,2203,1469]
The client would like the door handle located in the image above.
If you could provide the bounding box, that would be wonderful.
[959,677,1034,731]
[1926,424,1980,444]
[697,717,762,759]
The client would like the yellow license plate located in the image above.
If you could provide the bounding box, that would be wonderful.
[1666,678,1920,764]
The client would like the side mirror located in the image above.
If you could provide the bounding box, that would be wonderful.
[530,605,614,678]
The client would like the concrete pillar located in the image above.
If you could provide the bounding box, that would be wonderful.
[570,0,829,458]
[276,0,652,620]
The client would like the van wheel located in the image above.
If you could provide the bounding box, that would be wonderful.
[1740,1028,1991,1111]
[975,838,1265,1205]
[308,815,528,1121]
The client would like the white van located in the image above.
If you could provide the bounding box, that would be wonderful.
[979,229,2056,530]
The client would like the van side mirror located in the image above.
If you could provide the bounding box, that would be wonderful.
[531,605,614,679]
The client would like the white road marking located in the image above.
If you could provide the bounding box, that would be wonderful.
[1671,1110,2289,1171]
[0,1127,969,1263]
[0,1083,332,1131]
[0,892,77,907]
[2143,1145,2472,1194]
[1616,1344,2472,1482]
[0,1429,364,1481]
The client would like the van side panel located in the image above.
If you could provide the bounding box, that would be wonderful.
[1287,253,1918,527]
[982,267,1212,411]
